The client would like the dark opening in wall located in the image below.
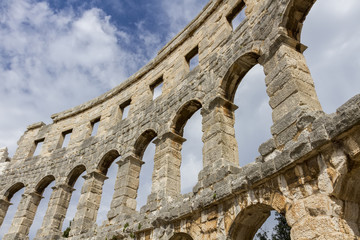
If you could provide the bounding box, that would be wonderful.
[90,117,101,136]
[119,99,131,120]
[58,129,72,149]
[185,46,199,71]
[226,2,246,30]
[32,138,45,157]
[150,76,163,100]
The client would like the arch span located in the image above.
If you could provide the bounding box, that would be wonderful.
[172,99,202,136]
[4,182,25,201]
[67,164,86,187]
[97,149,120,175]
[134,129,158,159]
[228,204,275,240]
[35,175,55,194]
[281,0,317,41]
[220,52,260,102]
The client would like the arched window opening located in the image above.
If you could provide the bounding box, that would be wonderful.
[0,183,25,239]
[96,152,120,225]
[233,64,272,167]
[136,138,156,210]
[221,53,259,102]
[229,205,289,240]
[29,176,55,239]
[62,165,86,233]
[134,130,157,160]
[302,0,360,114]
[133,130,157,210]
[180,109,202,194]
[171,100,203,194]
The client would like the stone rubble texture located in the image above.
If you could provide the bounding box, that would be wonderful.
[1,0,360,239]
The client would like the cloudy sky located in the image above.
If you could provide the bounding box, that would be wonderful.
[0,0,360,239]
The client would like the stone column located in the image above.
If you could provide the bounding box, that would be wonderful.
[69,171,107,236]
[34,184,74,239]
[286,193,358,240]
[107,154,143,221]
[151,132,186,201]
[3,192,42,240]
[260,36,323,146]
[0,198,11,227]
[201,96,239,168]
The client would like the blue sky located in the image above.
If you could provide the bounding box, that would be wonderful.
[0,0,360,239]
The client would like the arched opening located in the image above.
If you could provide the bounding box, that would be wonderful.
[0,183,25,238]
[221,53,259,102]
[4,182,25,202]
[96,150,120,225]
[134,130,157,210]
[170,232,194,240]
[35,175,55,195]
[62,165,86,234]
[228,204,287,240]
[233,64,272,166]
[172,100,202,136]
[97,150,120,175]
[29,175,56,239]
[221,53,272,167]
[67,165,86,188]
[172,100,203,194]
[280,0,317,42]
[134,130,157,159]
[253,210,291,240]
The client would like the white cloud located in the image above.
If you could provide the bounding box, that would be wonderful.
[0,0,146,156]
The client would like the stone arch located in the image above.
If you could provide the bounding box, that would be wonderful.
[95,150,120,225]
[134,129,158,159]
[220,52,260,102]
[0,182,25,228]
[4,182,25,201]
[169,232,194,240]
[97,149,120,175]
[3,175,56,239]
[35,175,55,194]
[228,203,276,240]
[280,0,317,41]
[171,99,202,136]
[67,164,87,187]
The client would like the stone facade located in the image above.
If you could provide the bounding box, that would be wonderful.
[1,0,360,239]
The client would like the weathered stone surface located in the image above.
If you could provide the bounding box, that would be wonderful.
[258,138,276,157]
[0,147,9,163]
[1,0,360,239]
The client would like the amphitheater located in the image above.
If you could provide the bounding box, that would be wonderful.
[1,0,360,239]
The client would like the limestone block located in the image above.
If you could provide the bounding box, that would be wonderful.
[0,147,9,162]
